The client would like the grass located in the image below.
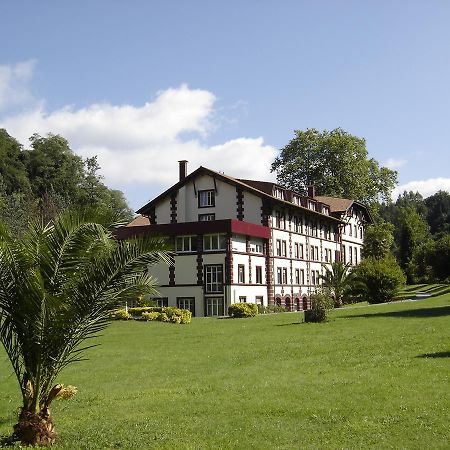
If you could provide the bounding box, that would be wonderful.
[1,294,449,449]
[395,283,450,299]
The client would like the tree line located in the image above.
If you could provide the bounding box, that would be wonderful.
[0,129,133,236]
[273,128,450,284]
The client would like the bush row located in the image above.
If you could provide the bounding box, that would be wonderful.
[110,306,191,324]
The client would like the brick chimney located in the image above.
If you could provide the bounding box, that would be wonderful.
[178,160,188,181]
[307,184,315,198]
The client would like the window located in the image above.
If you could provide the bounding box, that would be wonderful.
[299,244,304,259]
[349,224,352,236]
[204,265,223,292]
[300,269,305,284]
[360,227,363,239]
[282,240,287,257]
[282,268,288,284]
[311,245,318,261]
[155,298,168,307]
[177,297,195,316]
[275,211,282,228]
[349,246,353,264]
[198,213,215,221]
[295,269,300,284]
[176,236,197,252]
[239,296,247,303]
[276,268,282,284]
[255,296,263,305]
[311,271,315,285]
[274,188,284,199]
[203,234,226,251]
[293,216,301,233]
[255,266,262,284]
[354,225,357,237]
[316,270,320,284]
[250,242,263,253]
[294,243,299,259]
[198,190,215,208]
[275,211,286,229]
[206,297,223,316]
[276,239,282,256]
[238,265,245,283]
[354,247,358,264]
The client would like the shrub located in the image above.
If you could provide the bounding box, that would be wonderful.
[109,308,131,320]
[136,295,157,307]
[228,302,259,318]
[128,306,162,316]
[262,304,287,314]
[304,292,333,323]
[351,255,406,304]
[163,306,192,324]
[119,306,191,324]
[141,311,159,321]
[157,312,170,322]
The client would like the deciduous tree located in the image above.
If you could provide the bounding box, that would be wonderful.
[271,128,397,204]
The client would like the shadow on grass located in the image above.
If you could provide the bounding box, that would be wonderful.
[0,434,17,447]
[276,322,304,326]
[417,351,450,358]
[341,305,450,320]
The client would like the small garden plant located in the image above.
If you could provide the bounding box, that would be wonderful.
[304,292,334,323]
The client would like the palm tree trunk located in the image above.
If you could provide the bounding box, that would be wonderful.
[13,407,57,446]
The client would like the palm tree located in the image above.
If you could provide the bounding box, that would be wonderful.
[0,211,169,446]
[319,261,352,307]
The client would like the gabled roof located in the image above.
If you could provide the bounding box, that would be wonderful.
[137,166,344,223]
[314,195,372,222]
[236,179,276,195]
[126,215,151,227]
[314,196,353,213]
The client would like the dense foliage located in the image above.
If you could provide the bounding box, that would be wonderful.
[0,129,133,236]
[113,306,192,324]
[0,211,169,445]
[304,292,334,322]
[380,190,450,283]
[271,128,397,204]
[228,302,259,318]
[319,261,353,307]
[351,256,406,304]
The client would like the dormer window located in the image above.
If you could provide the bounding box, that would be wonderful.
[292,195,300,205]
[274,188,284,200]
[198,190,215,208]
[322,206,330,215]
[308,200,316,211]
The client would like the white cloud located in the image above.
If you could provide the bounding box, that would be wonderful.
[0,60,37,112]
[384,157,407,170]
[392,178,450,200]
[0,63,277,197]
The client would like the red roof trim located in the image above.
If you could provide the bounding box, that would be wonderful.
[116,219,271,240]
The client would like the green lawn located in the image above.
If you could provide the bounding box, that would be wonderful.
[1,295,449,449]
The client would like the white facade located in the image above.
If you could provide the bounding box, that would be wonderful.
[120,164,371,316]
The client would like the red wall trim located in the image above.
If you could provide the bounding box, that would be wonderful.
[116,219,270,240]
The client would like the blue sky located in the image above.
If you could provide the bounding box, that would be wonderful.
[1,1,450,210]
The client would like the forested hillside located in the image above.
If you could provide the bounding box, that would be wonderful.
[0,129,133,236]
